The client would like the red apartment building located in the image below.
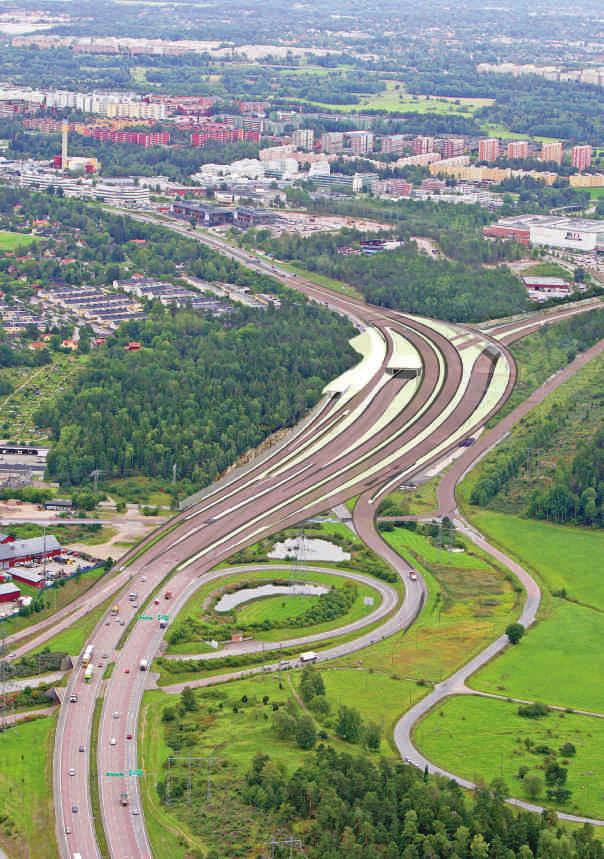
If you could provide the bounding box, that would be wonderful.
[190,124,260,146]
[90,129,171,147]
[571,145,592,172]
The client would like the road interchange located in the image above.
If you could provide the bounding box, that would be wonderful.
[5,216,595,858]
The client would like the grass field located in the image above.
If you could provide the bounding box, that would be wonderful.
[586,187,604,199]
[521,261,572,279]
[473,598,604,712]
[235,593,321,625]
[0,229,39,251]
[287,81,494,116]
[452,511,604,712]
[466,511,604,609]
[481,122,562,145]
[7,521,117,546]
[415,695,604,819]
[332,525,518,688]
[378,476,439,517]
[0,715,57,859]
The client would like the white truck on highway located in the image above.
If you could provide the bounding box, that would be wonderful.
[299,651,318,663]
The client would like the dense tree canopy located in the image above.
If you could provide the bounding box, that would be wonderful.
[245,226,529,323]
[244,747,604,858]
[36,303,355,491]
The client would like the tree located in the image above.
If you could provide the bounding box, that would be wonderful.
[335,706,363,743]
[299,666,325,704]
[523,775,543,800]
[470,833,490,858]
[295,715,317,750]
[363,721,382,751]
[545,761,567,786]
[272,709,296,740]
[506,623,525,645]
[180,686,197,712]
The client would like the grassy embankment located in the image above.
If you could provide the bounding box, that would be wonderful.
[1,565,109,640]
[0,715,58,859]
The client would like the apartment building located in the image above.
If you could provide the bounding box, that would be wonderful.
[571,145,592,172]
[478,138,500,162]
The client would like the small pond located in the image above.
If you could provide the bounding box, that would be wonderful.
[268,537,351,562]
[215,583,329,613]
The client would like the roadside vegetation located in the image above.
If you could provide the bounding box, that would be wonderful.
[416,695,604,819]
[489,307,604,425]
[0,716,57,859]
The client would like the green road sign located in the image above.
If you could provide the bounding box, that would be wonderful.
[105,771,124,777]
[158,614,169,621]
[129,769,144,777]
[139,615,154,621]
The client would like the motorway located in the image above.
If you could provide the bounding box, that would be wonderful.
[10,215,594,858]
[52,230,521,859]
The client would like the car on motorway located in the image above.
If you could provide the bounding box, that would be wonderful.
[458,437,476,447]
[124,667,130,673]
[126,732,133,740]
[120,619,126,626]
[141,576,147,582]
[79,745,85,753]
[154,598,160,605]
[68,768,76,776]
[69,694,78,703]
[71,805,78,813]
[64,826,71,835]
[408,570,418,581]
[109,737,117,746]
[132,808,140,815]
[112,711,120,719]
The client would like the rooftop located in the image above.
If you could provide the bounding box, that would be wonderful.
[495,215,604,234]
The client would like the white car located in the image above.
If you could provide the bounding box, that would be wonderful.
[68,768,76,776]
[109,737,117,746]
[112,711,120,719]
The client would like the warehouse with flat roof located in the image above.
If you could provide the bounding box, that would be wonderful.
[484,215,604,252]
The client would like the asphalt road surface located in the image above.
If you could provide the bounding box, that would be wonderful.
[48,220,603,858]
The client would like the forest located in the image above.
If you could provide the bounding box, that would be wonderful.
[35,303,355,493]
[469,310,604,527]
[243,225,529,323]
[243,746,604,858]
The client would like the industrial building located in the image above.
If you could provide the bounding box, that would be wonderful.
[0,535,61,570]
[0,581,21,603]
[484,215,604,252]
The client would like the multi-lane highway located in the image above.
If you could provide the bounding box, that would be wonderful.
[39,217,603,858]
[52,233,521,858]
